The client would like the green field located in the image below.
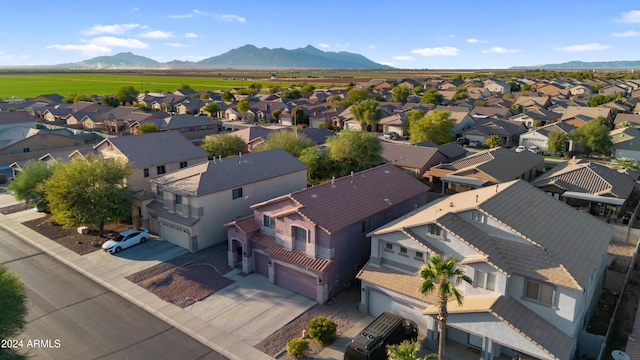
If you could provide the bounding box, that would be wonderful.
[0,72,322,99]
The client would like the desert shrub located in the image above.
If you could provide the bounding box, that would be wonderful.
[307,316,337,345]
[286,337,309,359]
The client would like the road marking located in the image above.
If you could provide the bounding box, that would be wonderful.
[1,251,44,265]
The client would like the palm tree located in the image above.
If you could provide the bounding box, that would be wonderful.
[418,255,472,360]
[387,339,437,360]
[611,157,640,171]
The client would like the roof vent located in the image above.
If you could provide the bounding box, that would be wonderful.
[331,177,336,188]
[384,170,390,174]
[311,194,318,198]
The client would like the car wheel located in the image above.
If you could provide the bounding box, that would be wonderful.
[140,237,147,243]
[115,246,122,253]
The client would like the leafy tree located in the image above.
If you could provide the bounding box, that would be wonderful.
[237,99,250,114]
[473,100,487,107]
[616,121,633,129]
[592,84,604,93]
[0,265,27,340]
[588,94,616,107]
[181,84,191,89]
[326,130,382,176]
[408,110,455,145]
[351,98,381,131]
[257,130,314,157]
[452,88,468,100]
[300,83,316,92]
[421,89,444,105]
[506,81,521,92]
[387,340,437,360]
[44,155,133,237]
[222,90,235,102]
[568,117,613,156]
[116,86,139,105]
[298,147,333,185]
[418,255,472,360]
[345,88,370,103]
[547,131,569,155]
[307,316,337,345]
[8,160,59,210]
[201,134,247,159]
[137,122,159,134]
[484,134,502,148]
[522,84,532,91]
[102,95,120,108]
[135,104,153,112]
[203,102,222,118]
[412,85,424,95]
[271,109,282,122]
[282,89,302,99]
[611,158,640,171]
[291,107,309,126]
[392,86,410,104]
[63,93,94,103]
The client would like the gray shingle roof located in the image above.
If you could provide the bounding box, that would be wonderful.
[381,142,445,171]
[150,148,307,196]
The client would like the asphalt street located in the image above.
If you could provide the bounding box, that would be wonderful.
[0,227,227,360]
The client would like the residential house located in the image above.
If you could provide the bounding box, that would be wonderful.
[381,142,448,178]
[145,149,307,252]
[610,126,640,161]
[509,107,561,128]
[531,158,636,219]
[512,96,552,110]
[470,106,517,120]
[379,113,408,136]
[462,119,527,146]
[130,115,222,144]
[519,121,577,154]
[0,111,35,132]
[225,164,429,303]
[358,180,612,360]
[175,98,208,115]
[560,106,613,126]
[599,84,629,97]
[484,79,510,94]
[232,126,276,152]
[613,113,640,128]
[427,147,544,194]
[0,127,90,167]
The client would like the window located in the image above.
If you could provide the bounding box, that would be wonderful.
[175,195,182,205]
[189,127,195,132]
[475,270,497,291]
[200,125,207,130]
[429,224,441,236]
[156,186,163,196]
[143,168,150,178]
[385,243,393,252]
[263,215,276,229]
[471,211,484,223]
[23,147,30,153]
[361,218,371,233]
[157,165,166,175]
[180,161,187,169]
[294,226,307,242]
[232,187,243,200]
[525,280,555,306]
[399,247,408,256]
[415,251,424,260]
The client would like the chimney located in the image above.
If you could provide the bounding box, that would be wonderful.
[219,155,222,162]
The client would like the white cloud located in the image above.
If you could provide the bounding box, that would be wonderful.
[177,55,207,62]
[185,33,198,38]
[554,43,609,52]
[481,46,521,54]
[368,44,376,49]
[612,30,640,37]
[335,43,350,48]
[84,36,150,49]
[170,13,193,19]
[318,43,331,49]
[220,14,246,23]
[411,46,459,56]
[139,30,174,39]
[193,10,208,16]
[47,43,112,55]
[82,23,140,35]
[617,10,640,23]
[379,62,393,67]
[166,43,189,48]
[467,38,487,43]
[392,55,414,61]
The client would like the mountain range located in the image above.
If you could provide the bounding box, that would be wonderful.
[511,60,640,70]
[57,45,391,70]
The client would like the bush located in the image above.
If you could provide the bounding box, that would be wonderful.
[286,337,309,359]
[307,316,337,345]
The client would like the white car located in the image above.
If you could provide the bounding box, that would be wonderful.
[102,228,149,254]
[528,145,541,154]
[515,146,526,153]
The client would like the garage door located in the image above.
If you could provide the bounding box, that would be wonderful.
[368,290,429,330]
[274,263,317,300]
[253,251,269,277]
[161,223,190,250]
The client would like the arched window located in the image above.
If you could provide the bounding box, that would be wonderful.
[292,226,307,251]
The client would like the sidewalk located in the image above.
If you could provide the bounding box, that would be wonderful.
[0,192,315,360]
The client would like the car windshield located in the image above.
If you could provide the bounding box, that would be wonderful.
[113,234,125,242]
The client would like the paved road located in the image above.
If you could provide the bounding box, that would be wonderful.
[0,227,227,360]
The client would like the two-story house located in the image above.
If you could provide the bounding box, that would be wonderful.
[145,149,307,251]
[225,164,429,304]
[358,180,612,360]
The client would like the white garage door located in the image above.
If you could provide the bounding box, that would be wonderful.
[162,224,191,250]
[368,290,429,330]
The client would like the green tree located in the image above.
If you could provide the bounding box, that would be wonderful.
[616,121,633,129]
[271,109,282,122]
[116,86,139,105]
[484,134,502,148]
[8,160,60,210]
[392,86,410,104]
[547,131,569,155]
[351,98,381,132]
[452,88,468,100]
[418,255,472,360]
[257,130,314,157]
[300,83,316,92]
[201,134,247,159]
[298,147,333,185]
[522,83,532,91]
[282,89,302,99]
[421,89,444,105]
[387,340,437,360]
[345,88,370,103]
[588,94,616,107]
[222,90,235,102]
[44,155,133,237]
[237,99,250,114]
[291,107,309,126]
[412,86,424,95]
[506,81,521,92]
[0,265,28,341]
[203,102,222,118]
[408,110,455,145]
[137,122,159,134]
[102,95,120,108]
[63,93,94,103]
[473,100,487,107]
[326,130,382,176]
[611,158,640,171]
[568,117,613,156]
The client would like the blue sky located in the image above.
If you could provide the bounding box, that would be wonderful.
[2,1,640,69]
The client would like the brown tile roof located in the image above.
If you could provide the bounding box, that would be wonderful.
[357,263,437,303]
[381,142,445,171]
[250,232,331,273]
[531,159,635,198]
[226,215,260,235]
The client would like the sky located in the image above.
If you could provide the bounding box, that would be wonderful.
[2,1,640,69]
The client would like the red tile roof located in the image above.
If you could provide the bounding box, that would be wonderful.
[250,232,330,273]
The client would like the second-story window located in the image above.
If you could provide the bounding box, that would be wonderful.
[525,280,555,306]
[263,215,276,230]
[157,165,166,175]
[180,161,187,169]
[385,243,393,252]
[232,187,243,200]
[475,270,496,291]
[156,186,163,197]
[429,224,441,236]
[293,226,308,251]
[471,211,484,223]
[143,168,150,178]
[175,195,182,205]
[361,218,371,233]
